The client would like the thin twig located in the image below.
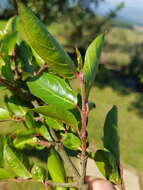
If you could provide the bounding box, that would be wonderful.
[37,137,81,180]
[76,72,88,188]
[12,178,79,188]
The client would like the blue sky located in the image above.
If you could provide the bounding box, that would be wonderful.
[96,0,143,25]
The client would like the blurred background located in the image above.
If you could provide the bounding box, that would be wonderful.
[0,0,143,189]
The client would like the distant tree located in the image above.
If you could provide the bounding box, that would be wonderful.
[9,0,124,49]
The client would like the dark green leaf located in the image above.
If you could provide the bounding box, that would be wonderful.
[0,108,11,120]
[31,165,46,181]
[0,168,15,179]
[3,144,31,179]
[16,41,36,74]
[62,133,81,150]
[33,105,78,129]
[5,95,30,116]
[95,149,121,184]
[17,1,76,78]
[103,105,119,161]
[45,117,64,131]
[83,34,104,98]
[0,32,17,56]
[88,101,96,111]
[27,73,77,109]
[2,57,14,82]
[38,124,53,141]
[47,148,67,190]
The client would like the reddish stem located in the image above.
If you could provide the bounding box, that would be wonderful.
[76,72,88,183]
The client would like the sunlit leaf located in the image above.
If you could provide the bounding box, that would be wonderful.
[83,34,104,98]
[0,108,11,120]
[0,168,15,180]
[27,73,77,109]
[47,148,67,190]
[33,105,78,129]
[5,95,31,116]
[31,165,46,181]
[62,133,81,150]
[45,117,64,131]
[17,1,76,78]
[3,144,31,179]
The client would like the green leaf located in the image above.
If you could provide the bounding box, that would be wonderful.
[17,1,76,78]
[62,133,81,150]
[47,148,67,190]
[5,95,30,117]
[3,144,31,179]
[95,149,121,184]
[76,48,83,71]
[32,48,45,66]
[0,32,17,56]
[13,136,40,150]
[0,168,15,179]
[103,105,119,161]
[38,124,53,141]
[33,105,78,129]
[25,111,37,129]
[31,165,46,181]
[16,41,36,74]
[45,117,64,131]
[4,16,19,34]
[0,108,11,120]
[83,34,104,98]
[27,73,77,109]
[0,136,8,167]
[1,57,14,82]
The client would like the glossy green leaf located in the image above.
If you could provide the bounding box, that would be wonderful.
[38,124,53,141]
[5,95,30,116]
[0,108,11,120]
[103,105,119,161]
[0,32,17,56]
[0,168,15,179]
[31,165,46,181]
[83,34,104,98]
[3,144,31,179]
[62,133,81,150]
[45,117,64,131]
[27,73,77,109]
[95,149,121,184]
[47,148,67,190]
[33,105,78,129]
[17,1,76,78]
